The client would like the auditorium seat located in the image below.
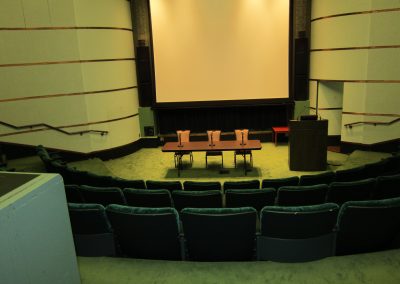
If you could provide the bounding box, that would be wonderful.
[326,178,375,205]
[175,130,193,167]
[223,180,260,191]
[123,188,173,208]
[65,185,84,203]
[374,174,400,199]
[79,185,126,206]
[261,176,299,189]
[205,130,223,168]
[68,203,116,256]
[183,181,222,191]
[298,171,336,186]
[234,129,252,168]
[364,159,389,178]
[110,177,146,189]
[336,197,400,256]
[225,188,276,211]
[335,166,367,182]
[276,184,328,206]
[257,203,339,262]
[181,207,257,261]
[146,180,182,192]
[172,190,222,212]
[106,205,182,260]
[383,155,400,175]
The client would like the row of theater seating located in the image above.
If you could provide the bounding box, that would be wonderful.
[65,174,400,211]
[68,197,400,262]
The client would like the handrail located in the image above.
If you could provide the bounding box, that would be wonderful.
[344,117,400,128]
[0,121,108,136]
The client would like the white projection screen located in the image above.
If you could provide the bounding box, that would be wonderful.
[149,0,290,104]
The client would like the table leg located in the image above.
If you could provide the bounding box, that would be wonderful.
[244,153,247,176]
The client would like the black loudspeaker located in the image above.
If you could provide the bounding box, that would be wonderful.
[144,126,155,136]
[294,37,309,101]
[136,46,154,107]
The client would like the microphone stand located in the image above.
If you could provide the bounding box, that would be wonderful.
[209,132,214,146]
[178,133,183,147]
[240,131,245,145]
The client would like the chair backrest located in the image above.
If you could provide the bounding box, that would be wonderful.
[65,185,84,203]
[374,174,400,199]
[225,188,276,211]
[326,178,375,205]
[177,130,190,143]
[85,172,115,187]
[181,207,257,261]
[383,155,400,175]
[172,190,222,212]
[111,177,146,189]
[68,203,115,256]
[336,197,400,256]
[276,184,328,206]
[183,181,222,191]
[106,205,182,260]
[223,180,260,191]
[364,159,389,178]
[207,130,221,143]
[123,188,173,208]
[299,171,336,186]
[262,176,299,189]
[234,129,249,144]
[335,166,367,182]
[79,185,126,206]
[146,180,182,191]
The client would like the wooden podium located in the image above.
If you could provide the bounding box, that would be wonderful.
[289,119,328,171]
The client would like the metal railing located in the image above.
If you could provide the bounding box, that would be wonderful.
[344,117,400,128]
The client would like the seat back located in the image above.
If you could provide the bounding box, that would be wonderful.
[123,188,172,207]
[299,171,335,186]
[146,180,182,191]
[262,176,299,189]
[223,180,260,191]
[183,181,221,191]
[234,129,249,144]
[79,185,126,206]
[336,197,400,255]
[177,130,190,143]
[68,203,115,256]
[111,177,146,189]
[374,174,400,199]
[276,185,328,206]
[65,185,84,203]
[335,166,367,182]
[207,130,221,143]
[106,205,182,260]
[383,155,400,175]
[181,207,257,261]
[327,178,375,205]
[364,159,389,178]
[225,188,276,211]
[172,190,222,212]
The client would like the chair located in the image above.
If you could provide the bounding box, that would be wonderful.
[175,130,193,167]
[181,207,257,261]
[374,174,400,199]
[172,190,222,212]
[261,176,299,189]
[326,178,375,205]
[258,203,339,262]
[383,155,400,175]
[336,197,400,256]
[335,166,367,182]
[68,203,116,256]
[276,184,328,206]
[110,177,146,189]
[79,185,126,206]
[65,185,84,203]
[205,130,223,168]
[106,205,182,260]
[225,188,276,211]
[234,129,252,168]
[146,180,182,192]
[183,181,222,191]
[298,171,336,186]
[123,188,173,208]
[364,159,389,178]
[223,180,260,192]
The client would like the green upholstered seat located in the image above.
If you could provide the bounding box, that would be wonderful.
[79,185,126,206]
[261,176,299,189]
[106,205,182,260]
[172,190,222,212]
[335,166,367,182]
[181,207,257,261]
[65,184,84,203]
[336,197,400,256]
[183,181,222,191]
[276,184,329,206]
[223,180,260,191]
[225,188,276,211]
[326,178,375,205]
[374,174,400,199]
[146,180,182,191]
[258,203,339,262]
[123,188,172,208]
[110,177,146,189]
[299,171,336,186]
[383,155,400,175]
[364,159,389,178]
[68,203,116,256]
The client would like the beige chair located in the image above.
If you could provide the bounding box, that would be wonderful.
[175,130,193,167]
[205,130,223,168]
[234,129,252,168]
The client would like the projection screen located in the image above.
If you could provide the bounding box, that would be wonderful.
[149,0,290,104]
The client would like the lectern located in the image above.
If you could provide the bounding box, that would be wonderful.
[289,119,328,171]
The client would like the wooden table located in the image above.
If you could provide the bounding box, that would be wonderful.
[162,140,262,176]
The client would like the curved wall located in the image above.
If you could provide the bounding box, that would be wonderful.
[310,0,400,144]
[0,0,140,153]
